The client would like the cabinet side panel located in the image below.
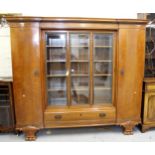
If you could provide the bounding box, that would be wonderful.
[117,26,145,123]
[10,24,43,128]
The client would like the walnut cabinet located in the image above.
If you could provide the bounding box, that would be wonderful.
[9,17,147,140]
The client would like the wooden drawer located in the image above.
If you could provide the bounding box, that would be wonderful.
[45,110,115,121]
[44,106,116,128]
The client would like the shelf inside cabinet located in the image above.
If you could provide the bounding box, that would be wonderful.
[46,46,66,48]
[71,60,89,62]
[94,46,112,48]
[71,86,88,91]
[48,89,66,92]
[145,67,155,70]
[71,46,89,48]
[94,60,112,62]
[145,56,155,59]
[71,74,89,77]
[47,74,66,77]
[71,87,111,91]
[94,74,112,76]
[0,88,9,90]
[0,100,10,102]
[46,60,66,63]
[0,94,9,96]
[0,105,10,108]
[94,87,111,90]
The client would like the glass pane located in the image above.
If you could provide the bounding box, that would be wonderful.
[0,85,12,127]
[94,33,113,47]
[93,33,113,104]
[94,48,112,60]
[47,62,66,75]
[94,76,112,103]
[71,62,89,75]
[71,90,89,105]
[48,91,67,105]
[0,86,10,106]
[145,28,155,77]
[94,89,112,103]
[94,76,112,87]
[94,62,112,75]
[48,77,66,90]
[46,47,66,61]
[72,77,89,87]
[46,33,67,106]
[46,33,66,47]
[70,33,90,104]
[71,77,89,104]
[70,34,89,47]
[71,47,88,60]
[0,108,12,127]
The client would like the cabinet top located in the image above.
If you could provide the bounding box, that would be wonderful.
[6,16,148,24]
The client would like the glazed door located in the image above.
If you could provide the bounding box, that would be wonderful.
[44,31,115,106]
[93,33,114,104]
[42,31,116,127]
[70,33,90,105]
[45,33,68,105]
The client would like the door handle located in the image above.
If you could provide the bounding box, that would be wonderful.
[99,113,106,118]
[54,115,62,120]
[120,69,124,76]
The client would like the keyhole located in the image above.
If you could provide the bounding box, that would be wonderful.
[120,69,124,76]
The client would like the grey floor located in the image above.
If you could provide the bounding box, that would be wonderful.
[1,126,155,142]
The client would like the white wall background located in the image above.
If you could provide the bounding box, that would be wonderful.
[0,0,154,18]
[0,27,12,80]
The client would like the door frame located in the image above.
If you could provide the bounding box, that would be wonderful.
[40,29,118,111]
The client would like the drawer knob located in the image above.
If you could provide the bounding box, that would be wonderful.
[99,113,106,118]
[54,115,62,120]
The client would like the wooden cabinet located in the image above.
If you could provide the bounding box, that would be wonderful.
[0,81,14,132]
[8,17,147,140]
[142,79,155,132]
